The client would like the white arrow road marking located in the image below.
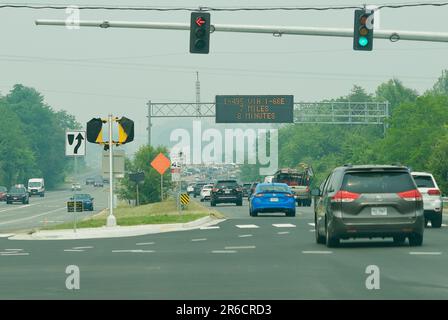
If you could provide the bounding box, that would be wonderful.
[112,250,154,253]
[136,242,155,246]
[409,252,442,255]
[238,234,253,238]
[191,238,207,242]
[272,223,296,228]
[200,226,220,230]
[302,251,333,254]
[225,246,256,250]
[236,224,259,229]
[277,231,290,235]
[211,250,237,254]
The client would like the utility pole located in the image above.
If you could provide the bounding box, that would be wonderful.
[196,72,201,118]
[147,100,152,147]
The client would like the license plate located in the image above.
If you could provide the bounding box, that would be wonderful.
[224,190,230,194]
[270,198,279,202]
[371,207,387,216]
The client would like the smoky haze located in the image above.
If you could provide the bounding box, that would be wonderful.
[0,0,447,156]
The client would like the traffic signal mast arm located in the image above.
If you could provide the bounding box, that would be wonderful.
[36,19,448,43]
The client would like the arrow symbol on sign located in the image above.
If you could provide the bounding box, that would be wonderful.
[195,17,206,27]
[74,133,84,154]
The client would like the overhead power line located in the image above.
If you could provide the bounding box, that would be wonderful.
[0,2,447,12]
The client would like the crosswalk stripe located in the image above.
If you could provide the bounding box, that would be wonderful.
[272,223,296,228]
[236,224,259,229]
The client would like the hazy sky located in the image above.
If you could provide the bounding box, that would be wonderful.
[1,0,447,155]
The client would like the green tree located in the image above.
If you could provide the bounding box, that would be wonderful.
[430,69,448,96]
[376,78,418,113]
[119,145,172,204]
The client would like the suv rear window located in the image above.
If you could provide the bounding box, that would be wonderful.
[412,175,435,188]
[257,185,290,193]
[342,171,416,193]
[215,181,238,188]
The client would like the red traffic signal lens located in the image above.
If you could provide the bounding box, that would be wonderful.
[360,15,368,25]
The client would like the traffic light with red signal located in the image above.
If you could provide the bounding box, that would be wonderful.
[190,12,211,54]
[353,9,374,51]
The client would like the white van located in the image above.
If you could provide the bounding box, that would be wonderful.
[28,178,45,197]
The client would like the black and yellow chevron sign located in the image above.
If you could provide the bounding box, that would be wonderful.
[180,193,190,205]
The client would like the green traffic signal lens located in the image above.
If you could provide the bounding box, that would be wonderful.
[358,36,369,47]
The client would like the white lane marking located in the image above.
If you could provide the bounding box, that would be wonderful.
[39,220,64,223]
[236,224,259,229]
[308,223,315,226]
[211,250,237,254]
[0,253,29,256]
[225,246,256,250]
[302,251,333,254]
[4,249,23,251]
[191,238,207,242]
[200,226,220,230]
[409,252,442,255]
[442,224,447,227]
[277,231,290,235]
[112,250,154,253]
[72,246,93,250]
[0,234,14,238]
[310,229,316,232]
[64,249,84,252]
[0,203,38,213]
[238,234,253,238]
[272,223,296,228]
[0,207,66,226]
[136,242,155,246]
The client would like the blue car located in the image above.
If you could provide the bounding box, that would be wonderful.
[249,183,296,217]
[71,193,94,211]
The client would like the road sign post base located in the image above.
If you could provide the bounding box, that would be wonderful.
[106,214,117,227]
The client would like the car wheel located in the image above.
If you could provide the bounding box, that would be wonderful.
[393,235,406,244]
[431,215,442,228]
[325,220,339,248]
[6,201,11,205]
[315,216,326,244]
[40,193,44,198]
[194,195,197,198]
[286,210,296,217]
[210,201,216,207]
[424,218,429,227]
[236,200,242,206]
[200,198,204,202]
[408,233,423,247]
[252,210,258,217]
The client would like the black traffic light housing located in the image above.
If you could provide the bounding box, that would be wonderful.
[353,9,374,51]
[117,117,134,145]
[86,118,104,144]
[190,12,211,54]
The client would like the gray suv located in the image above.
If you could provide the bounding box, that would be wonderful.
[312,165,424,247]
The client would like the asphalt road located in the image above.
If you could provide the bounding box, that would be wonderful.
[0,198,447,299]
[0,185,109,233]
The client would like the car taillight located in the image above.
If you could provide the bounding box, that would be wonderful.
[236,188,242,192]
[212,188,219,192]
[306,186,309,192]
[331,190,360,203]
[286,193,294,198]
[427,189,441,196]
[254,194,263,197]
[398,189,422,201]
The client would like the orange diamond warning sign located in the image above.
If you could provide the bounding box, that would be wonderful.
[151,153,171,175]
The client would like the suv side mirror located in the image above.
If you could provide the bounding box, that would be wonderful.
[311,188,321,197]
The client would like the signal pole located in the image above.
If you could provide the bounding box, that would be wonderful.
[107,114,117,227]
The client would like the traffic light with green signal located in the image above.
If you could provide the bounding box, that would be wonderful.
[353,9,374,51]
[190,12,211,54]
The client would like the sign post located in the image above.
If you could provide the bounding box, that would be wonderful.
[151,153,171,202]
[65,130,86,233]
[106,114,116,227]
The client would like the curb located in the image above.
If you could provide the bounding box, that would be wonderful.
[7,215,226,241]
